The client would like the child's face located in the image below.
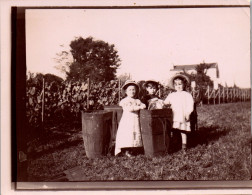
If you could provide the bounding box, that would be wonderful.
[126,85,137,98]
[146,84,157,95]
[174,79,184,92]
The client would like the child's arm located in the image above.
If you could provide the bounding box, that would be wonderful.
[131,100,146,111]
[119,99,146,111]
[185,93,194,121]
[163,93,171,105]
[140,95,148,108]
[148,98,165,110]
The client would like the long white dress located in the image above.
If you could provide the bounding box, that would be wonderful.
[114,97,146,156]
[164,91,194,131]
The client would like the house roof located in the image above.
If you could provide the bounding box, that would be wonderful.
[171,63,218,71]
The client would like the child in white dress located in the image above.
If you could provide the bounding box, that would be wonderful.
[164,74,194,151]
[115,80,146,156]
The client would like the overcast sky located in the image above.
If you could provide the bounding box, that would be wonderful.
[26,8,250,88]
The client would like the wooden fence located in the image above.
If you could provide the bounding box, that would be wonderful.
[117,80,250,105]
[191,86,251,105]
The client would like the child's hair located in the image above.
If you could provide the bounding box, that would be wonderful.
[146,82,157,89]
[144,80,159,90]
[173,77,187,90]
[169,74,190,91]
[122,80,139,98]
[124,84,138,98]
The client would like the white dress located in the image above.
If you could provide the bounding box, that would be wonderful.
[164,91,194,131]
[114,97,146,156]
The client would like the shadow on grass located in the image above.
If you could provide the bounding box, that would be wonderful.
[191,126,229,146]
[169,126,229,153]
[28,133,84,160]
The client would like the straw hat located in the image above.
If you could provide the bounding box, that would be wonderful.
[168,74,190,89]
[144,80,159,89]
[122,80,139,94]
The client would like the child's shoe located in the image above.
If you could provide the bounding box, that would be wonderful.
[125,150,132,157]
[182,144,187,152]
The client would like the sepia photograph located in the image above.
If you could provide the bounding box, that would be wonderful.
[9,1,251,191]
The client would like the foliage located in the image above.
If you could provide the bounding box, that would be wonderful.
[54,49,73,76]
[26,72,249,131]
[27,102,251,181]
[26,73,120,130]
[117,73,132,85]
[136,80,146,100]
[26,73,63,128]
[183,62,214,91]
[67,37,121,82]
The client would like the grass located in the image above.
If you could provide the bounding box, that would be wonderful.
[27,102,251,181]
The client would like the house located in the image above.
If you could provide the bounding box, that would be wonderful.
[170,62,220,89]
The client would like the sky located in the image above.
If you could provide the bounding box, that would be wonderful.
[26,8,250,88]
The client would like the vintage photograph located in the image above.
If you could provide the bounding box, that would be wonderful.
[15,6,251,184]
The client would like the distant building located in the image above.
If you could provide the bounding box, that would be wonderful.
[170,62,219,79]
[170,62,220,89]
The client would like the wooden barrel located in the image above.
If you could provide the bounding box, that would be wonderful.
[103,105,123,142]
[81,110,113,158]
[140,109,173,157]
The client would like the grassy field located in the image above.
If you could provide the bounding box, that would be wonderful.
[27,102,251,181]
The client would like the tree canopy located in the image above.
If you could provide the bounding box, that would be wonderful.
[66,37,121,82]
[183,62,214,90]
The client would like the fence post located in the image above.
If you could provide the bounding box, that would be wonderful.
[227,87,229,102]
[213,88,215,105]
[223,87,225,103]
[218,87,220,104]
[207,85,210,104]
[239,89,241,102]
[234,88,236,102]
[118,79,121,104]
[230,88,233,102]
[240,89,241,101]
[41,77,46,135]
[87,78,90,110]
[42,77,45,124]
[232,88,234,102]
[233,88,235,102]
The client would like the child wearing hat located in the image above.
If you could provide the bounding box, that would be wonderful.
[114,80,146,157]
[141,80,164,110]
[164,74,194,151]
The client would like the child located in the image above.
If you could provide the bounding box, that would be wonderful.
[141,80,164,110]
[164,74,194,151]
[115,80,146,157]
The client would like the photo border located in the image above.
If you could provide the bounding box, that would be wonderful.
[10,3,251,192]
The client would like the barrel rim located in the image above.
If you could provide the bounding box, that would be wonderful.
[81,110,113,115]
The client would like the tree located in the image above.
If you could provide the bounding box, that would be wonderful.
[117,73,132,85]
[27,72,63,86]
[54,48,73,76]
[66,37,120,82]
[183,62,213,90]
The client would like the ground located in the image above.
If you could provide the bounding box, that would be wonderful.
[26,102,251,181]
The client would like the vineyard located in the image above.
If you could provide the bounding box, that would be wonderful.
[26,75,119,131]
[26,74,251,135]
